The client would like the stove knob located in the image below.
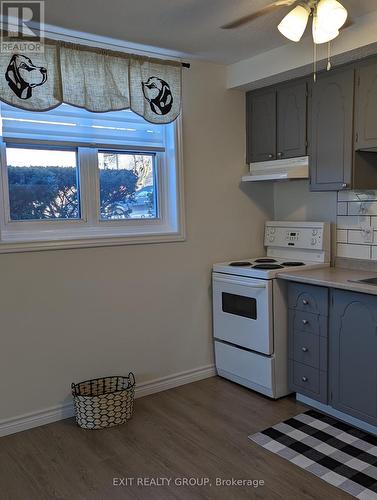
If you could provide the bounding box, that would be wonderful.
[311,238,317,246]
[269,236,275,242]
[270,228,276,234]
[312,229,318,236]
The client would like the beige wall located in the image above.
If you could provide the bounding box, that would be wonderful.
[0,61,273,421]
[273,180,337,223]
[273,180,337,259]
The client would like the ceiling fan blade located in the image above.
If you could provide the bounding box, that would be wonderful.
[221,0,298,29]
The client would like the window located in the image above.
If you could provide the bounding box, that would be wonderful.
[98,151,157,220]
[7,147,80,221]
[0,103,184,252]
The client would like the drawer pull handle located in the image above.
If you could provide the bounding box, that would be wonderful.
[302,299,309,305]
[302,319,309,325]
[301,376,308,382]
[301,347,308,352]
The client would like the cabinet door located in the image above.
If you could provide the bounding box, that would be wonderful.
[277,81,307,159]
[355,60,377,150]
[246,89,276,163]
[310,68,354,191]
[330,289,377,426]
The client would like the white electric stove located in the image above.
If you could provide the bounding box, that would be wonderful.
[212,221,330,399]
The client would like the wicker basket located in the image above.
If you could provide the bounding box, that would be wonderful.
[71,373,135,430]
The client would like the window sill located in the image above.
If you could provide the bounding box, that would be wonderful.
[0,229,186,253]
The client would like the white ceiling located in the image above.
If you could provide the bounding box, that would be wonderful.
[43,0,377,64]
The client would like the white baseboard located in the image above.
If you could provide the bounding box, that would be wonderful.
[0,402,76,438]
[0,364,216,438]
[135,364,216,398]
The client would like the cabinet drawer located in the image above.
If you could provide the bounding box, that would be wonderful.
[291,361,319,393]
[289,310,327,337]
[289,361,327,403]
[291,332,319,367]
[288,282,328,316]
[290,332,327,371]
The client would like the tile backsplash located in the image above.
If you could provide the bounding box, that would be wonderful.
[336,191,377,261]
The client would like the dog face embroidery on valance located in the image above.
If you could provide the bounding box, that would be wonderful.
[0,42,182,124]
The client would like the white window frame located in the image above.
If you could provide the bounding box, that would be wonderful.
[0,117,185,253]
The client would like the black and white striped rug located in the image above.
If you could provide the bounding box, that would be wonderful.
[250,410,377,499]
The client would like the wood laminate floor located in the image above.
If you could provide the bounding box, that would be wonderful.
[0,376,351,500]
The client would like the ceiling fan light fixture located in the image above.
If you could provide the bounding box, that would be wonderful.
[277,4,310,42]
[312,14,339,44]
[316,0,348,31]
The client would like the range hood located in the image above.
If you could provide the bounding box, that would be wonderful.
[242,156,309,182]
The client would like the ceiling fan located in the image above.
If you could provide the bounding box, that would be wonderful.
[221,0,349,45]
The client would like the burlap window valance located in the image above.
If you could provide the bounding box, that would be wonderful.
[0,40,182,124]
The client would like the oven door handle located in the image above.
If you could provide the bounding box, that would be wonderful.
[213,277,266,288]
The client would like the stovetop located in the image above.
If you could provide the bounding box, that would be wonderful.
[213,221,330,279]
[213,257,329,279]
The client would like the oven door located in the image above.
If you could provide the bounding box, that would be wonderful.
[212,272,273,355]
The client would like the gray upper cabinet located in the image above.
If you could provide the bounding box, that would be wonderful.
[330,289,377,426]
[310,68,354,191]
[245,56,377,188]
[355,59,377,150]
[246,80,307,163]
[246,89,276,163]
[277,81,307,159]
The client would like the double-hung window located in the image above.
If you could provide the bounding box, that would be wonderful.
[0,103,184,252]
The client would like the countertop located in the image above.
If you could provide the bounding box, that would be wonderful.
[277,266,377,296]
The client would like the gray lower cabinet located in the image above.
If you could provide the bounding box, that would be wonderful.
[330,289,377,426]
[288,282,377,428]
[288,283,328,403]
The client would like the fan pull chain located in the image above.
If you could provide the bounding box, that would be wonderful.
[327,41,332,71]
[313,41,317,82]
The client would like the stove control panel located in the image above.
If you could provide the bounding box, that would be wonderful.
[286,230,300,242]
[264,222,328,251]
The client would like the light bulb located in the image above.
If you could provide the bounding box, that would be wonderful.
[278,4,310,42]
[317,0,348,31]
[312,15,339,44]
